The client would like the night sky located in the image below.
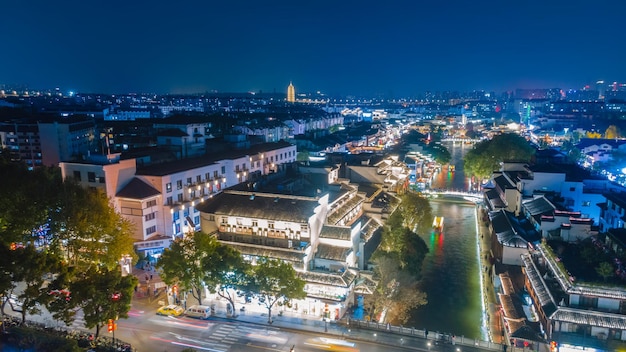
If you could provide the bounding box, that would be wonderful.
[1,0,625,96]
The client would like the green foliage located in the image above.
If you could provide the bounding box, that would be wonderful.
[50,184,136,269]
[70,265,137,338]
[368,191,430,323]
[157,232,211,305]
[203,240,251,314]
[463,133,535,179]
[365,254,427,324]
[249,258,306,323]
[3,326,81,352]
[595,262,615,282]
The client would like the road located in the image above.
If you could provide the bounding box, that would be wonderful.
[112,311,419,352]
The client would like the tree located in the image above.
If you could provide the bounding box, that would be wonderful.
[248,258,306,323]
[0,243,22,315]
[157,232,214,306]
[463,133,535,180]
[202,243,251,317]
[365,254,427,324]
[70,265,137,338]
[0,161,60,246]
[595,262,614,282]
[398,193,433,235]
[49,184,136,269]
[13,246,61,323]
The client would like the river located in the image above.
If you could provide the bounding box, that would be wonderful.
[409,142,485,339]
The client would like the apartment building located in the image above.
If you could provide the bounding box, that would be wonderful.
[60,141,297,258]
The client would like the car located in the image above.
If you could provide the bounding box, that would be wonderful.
[156,305,184,316]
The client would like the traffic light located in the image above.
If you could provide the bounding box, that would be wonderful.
[107,319,114,333]
[550,341,558,352]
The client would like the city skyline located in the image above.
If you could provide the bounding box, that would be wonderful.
[1,0,626,96]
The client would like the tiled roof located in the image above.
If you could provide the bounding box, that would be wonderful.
[490,210,528,248]
[319,225,351,241]
[218,240,306,270]
[551,307,626,329]
[315,243,351,261]
[299,269,357,287]
[522,196,555,216]
[196,191,319,223]
[116,177,161,199]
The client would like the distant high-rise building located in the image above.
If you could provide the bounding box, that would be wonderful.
[287,82,295,103]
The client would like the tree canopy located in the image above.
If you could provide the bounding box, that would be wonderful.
[248,258,306,323]
[368,191,430,323]
[463,133,535,180]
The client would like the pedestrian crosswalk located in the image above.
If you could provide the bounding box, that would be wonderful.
[184,323,288,351]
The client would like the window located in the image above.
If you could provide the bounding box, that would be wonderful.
[208,215,215,221]
[186,177,192,185]
[214,171,218,179]
[166,196,173,205]
[582,201,590,207]
[236,218,242,225]
[146,199,157,208]
[221,166,226,174]
[205,172,210,181]
[177,193,183,202]
[268,222,275,229]
[252,220,258,227]
[194,216,200,226]
[184,208,189,217]
[173,211,180,221]
[176,180,183,190]
[175,223,180,234]
[145,226,156,236]
[88,172,96,182]
[145,212,156,221]
[570,187,575,192]
[73,170,81,181]
[99,176,105,184]
[166,182,172,193]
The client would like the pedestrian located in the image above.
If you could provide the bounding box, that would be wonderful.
[150,274,153,280]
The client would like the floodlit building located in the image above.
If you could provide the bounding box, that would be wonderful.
[287,82,296,103]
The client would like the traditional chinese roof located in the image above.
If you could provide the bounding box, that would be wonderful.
[218,240,306,270]
[319,225,352,241]
[490,210,528,248]
[315,243,351,261]
[522,196,555,218]
[550,307,626,330]
[521,253,558,318]
[196,191,319,223]
[116,177,161,199]
[299,269,357,288]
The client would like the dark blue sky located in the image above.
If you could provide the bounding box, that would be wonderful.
[1,0,625,96]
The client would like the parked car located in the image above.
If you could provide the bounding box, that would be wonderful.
[184,305,213,319]
[156,305,184,316]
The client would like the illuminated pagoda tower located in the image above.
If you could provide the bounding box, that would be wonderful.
[287,81,295,103]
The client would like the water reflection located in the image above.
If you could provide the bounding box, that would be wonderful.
[409,143,482,339]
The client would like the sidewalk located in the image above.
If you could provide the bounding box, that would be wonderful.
[129,237,504,351]
[477,204,504,345]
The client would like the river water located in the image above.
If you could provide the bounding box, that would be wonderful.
[408,142,484,339]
